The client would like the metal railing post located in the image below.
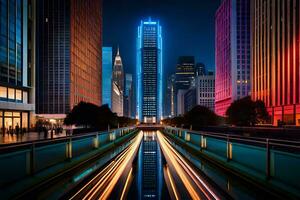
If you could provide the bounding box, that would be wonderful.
[66,138,72,160]
[226,135,232,161]
[94,133,99,148]
[266,139,270,179]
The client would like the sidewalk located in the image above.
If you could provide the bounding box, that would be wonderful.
[0,131,68,145]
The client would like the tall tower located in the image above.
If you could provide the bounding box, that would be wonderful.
[137,18,163,123]
[36,0,102,119]
[215,0,251,116]
[113,47,124,93]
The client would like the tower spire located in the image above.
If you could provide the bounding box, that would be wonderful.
[117,45,120,56]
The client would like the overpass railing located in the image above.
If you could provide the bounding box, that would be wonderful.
[0,126,137,186]
[164,126,300,197]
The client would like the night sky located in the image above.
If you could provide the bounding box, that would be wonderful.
[103,0,221,80]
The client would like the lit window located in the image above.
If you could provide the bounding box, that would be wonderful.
[8,88,15,99]
[0,87,7,98]
[23,91,28,104]
[16,90,22,100]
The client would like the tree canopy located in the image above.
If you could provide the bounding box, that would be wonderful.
[226,96,269,126]
[64,102,136,131]
[163,105,220,129]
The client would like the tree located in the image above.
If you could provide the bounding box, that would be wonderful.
[255,100,270,124]
[64,102,99,128]
[226,96,270,126]
[184,105,220,128]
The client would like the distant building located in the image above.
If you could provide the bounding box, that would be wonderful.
[177,89,187,116]
[215,0,251,116]
[175,56,195,116]
[102,47,113,108]
[195,63,206,76]
[0,0,35,133]
[196,74,215,111]
[36,0,102,121]
[184,88,196,113]
[184,73,215,113]
[136,18,163,123]
[112,82,123,116]
[251,0,300,126]
[113,48,124,93]
[124,73,133,118]
[175,56,195,90]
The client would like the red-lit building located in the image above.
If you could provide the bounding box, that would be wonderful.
[36,0,102,121]
[215,0,251,116]
[251,0,300,126]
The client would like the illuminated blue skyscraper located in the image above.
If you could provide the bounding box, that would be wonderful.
[136,18,163,123]
[102,47,113,108]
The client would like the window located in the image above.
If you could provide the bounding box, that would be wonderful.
[8,88,15,99]
[16,89,22,100]
[0,86,7,98]
[23,91,28,103]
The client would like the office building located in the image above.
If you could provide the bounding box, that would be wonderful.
[124,73,133,118]
[113,48,124,93]
[136,18,163,123]
[177,89,187,116]
[36,0,102,121]
[184,73,215,113]
[175,56,195,116]
[112,81,123,116]
[175,56,195,90]
[102,47,113,108]
[251,0,300,126]
[215,0,251,116]
[0,0,35,133]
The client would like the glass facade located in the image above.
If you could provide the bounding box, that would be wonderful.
[102,47,112,108]
[36,0,71,114]
[137,18,163,123]
[215,0,251,116]
[36,0,102,115]
[0,0,32,132]
[0,0,23,85]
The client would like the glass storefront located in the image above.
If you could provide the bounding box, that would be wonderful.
[0,110,29,134]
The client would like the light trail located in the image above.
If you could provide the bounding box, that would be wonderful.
[165,166,179,200]
[157,131,220,200]
[69,132,143,200]
[120,167,133,200]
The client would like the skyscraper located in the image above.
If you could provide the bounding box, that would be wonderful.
[36,0,102,121]
[113,48,124,93]
[175,56,195,90]
[175,56,195,116]
[215,0,251,116]
[136,18,163,123]
[0,0,35,133]
[124,73,133,118]
[102,47,113,108]
[251,0,300,126]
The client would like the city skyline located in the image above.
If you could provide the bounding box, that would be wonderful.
[103,0,221,79]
